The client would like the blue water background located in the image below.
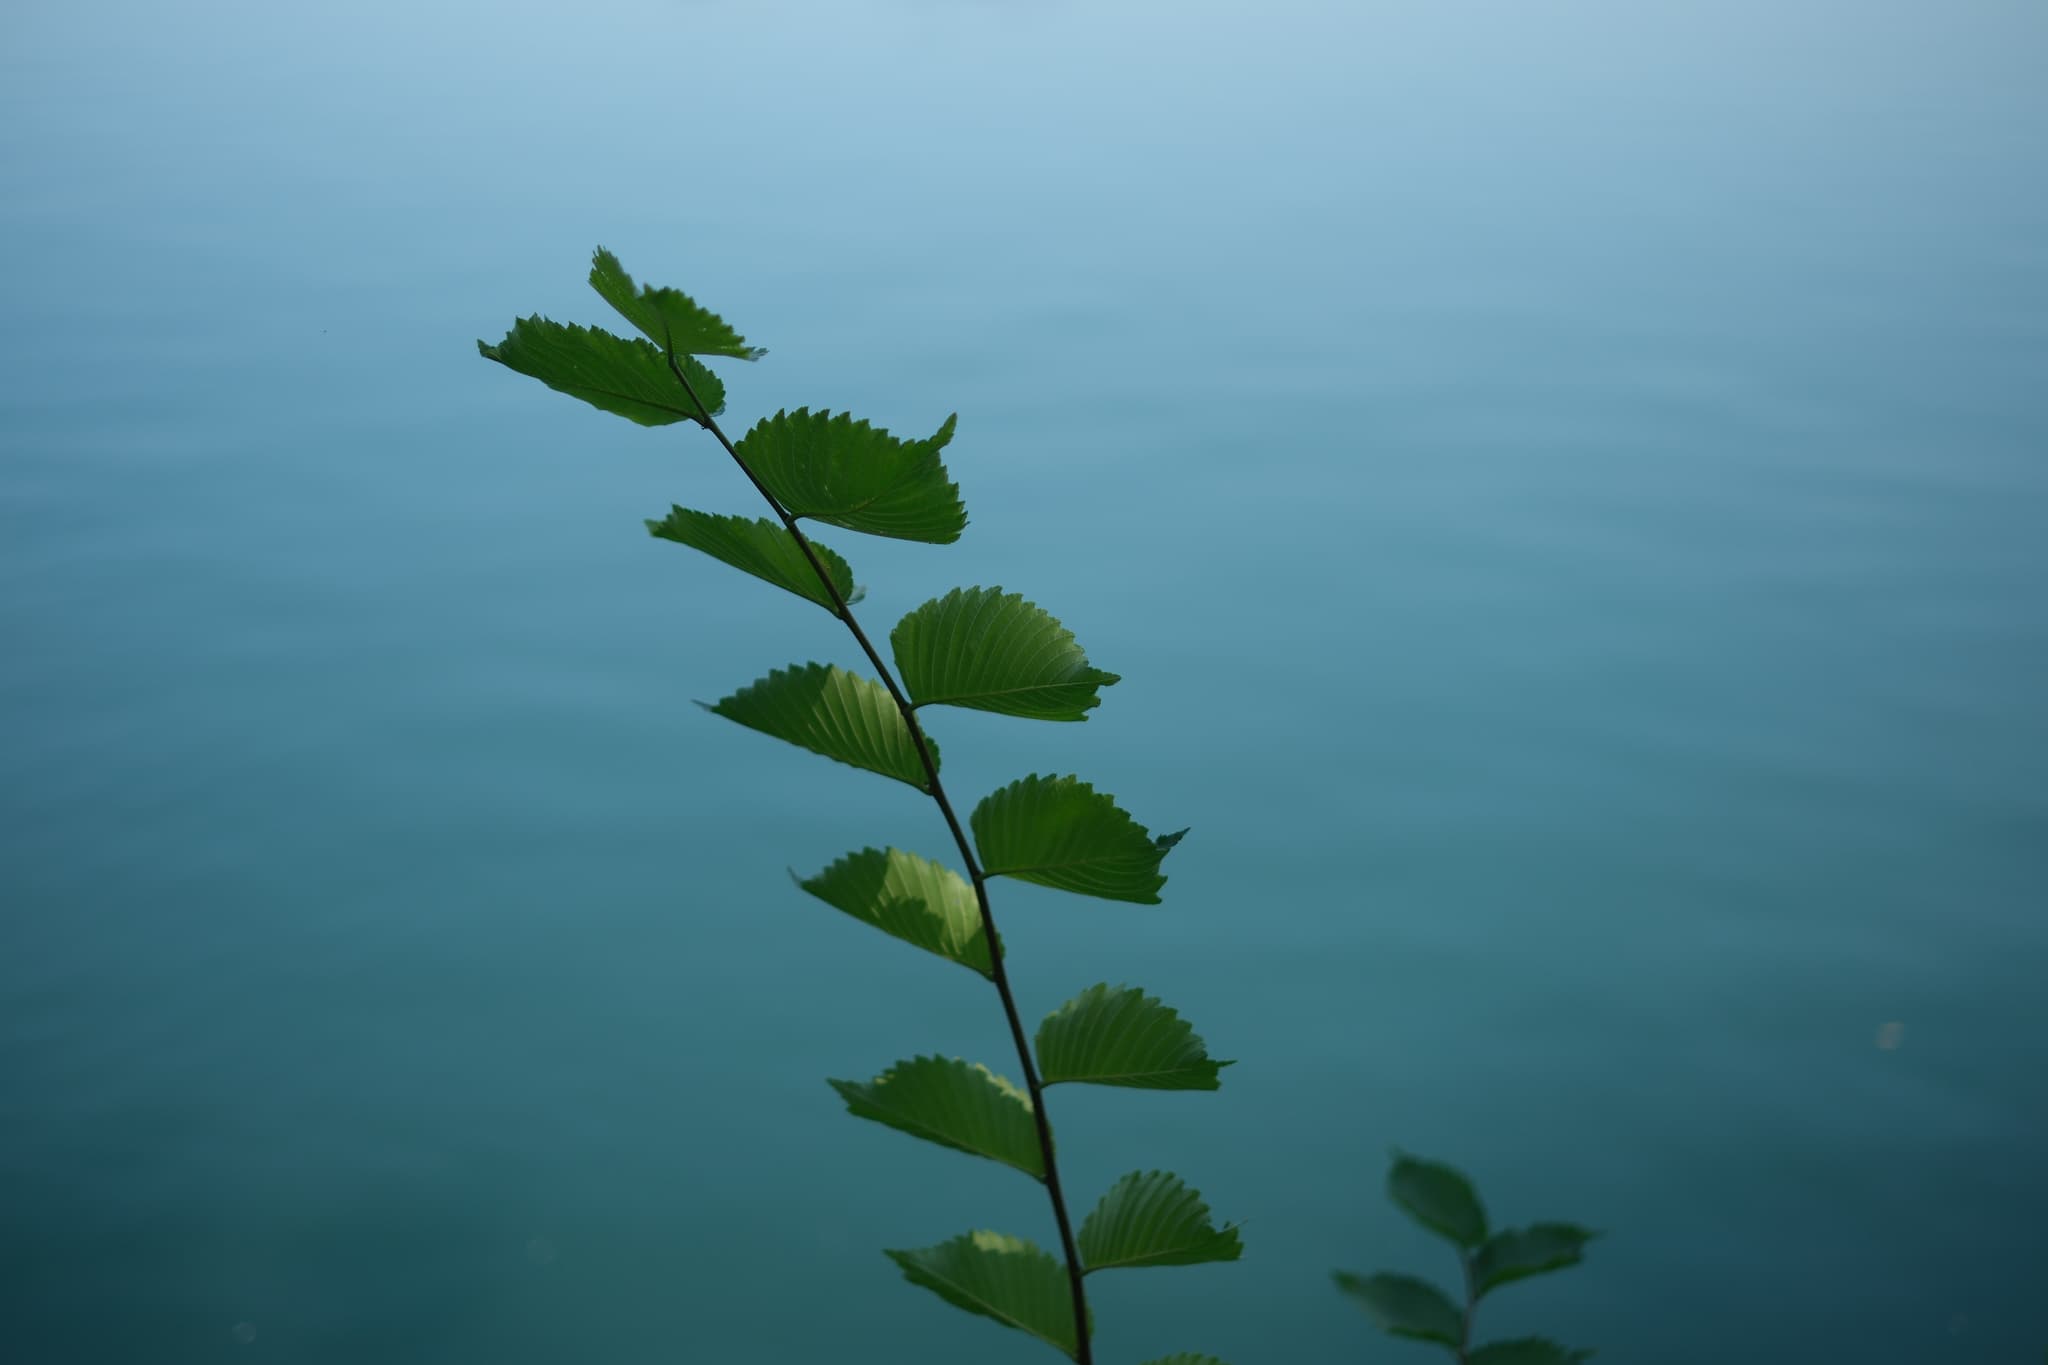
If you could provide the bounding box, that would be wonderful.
[4,1,2045,1360]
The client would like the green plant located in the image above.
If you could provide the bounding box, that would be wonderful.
[1336,1152,1598,1364]
[479,249,1240,1365]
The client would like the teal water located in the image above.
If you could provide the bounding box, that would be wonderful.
[4,1,2046,1361]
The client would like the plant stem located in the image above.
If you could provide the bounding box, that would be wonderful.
[1458,1253,1476,1365]
[664,357,1094,1363]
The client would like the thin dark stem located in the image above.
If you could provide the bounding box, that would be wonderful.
[1457,1253,1476,1365]
[664,353,1094,1363]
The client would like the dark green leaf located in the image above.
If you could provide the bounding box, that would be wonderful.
[1468,1338,1594,1365]
[1332,1271,1464,1346]
[1388,1152,1489,1248]
[588,247,764,360]
[1472,1223,1599,1297]
[1036,984,1229,1090]
[706,664,932,789]
[735,407,966,543]
[797,847,990,976]
[972,775,1181,903]
[1079,1171,1241,1272]
[829,1056,1042,1178]
[885,1231,1079,1356]
[647,508,861,610]
[477,315,724,425]
[892,586,1120,721]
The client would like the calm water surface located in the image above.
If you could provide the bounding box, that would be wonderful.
[3,1,2045,1361]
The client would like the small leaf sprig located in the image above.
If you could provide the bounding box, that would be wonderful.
[1336,1152,1599,1364]
[480,249,1239,1365]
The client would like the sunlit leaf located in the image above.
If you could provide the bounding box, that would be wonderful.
[797,847,990,976]
[830,1055,1042,1178]
[734,407,966,543]
[1468,1338,1594,1365]
[886,1231,1079,1356]
[706,663,932,789]
[1036,984,1229,1090]
[647,508,861,610]
[588,247,765,360]
[1388,1152,1489,1248]
[1472,1223,1598,1297]
[1332,1271,1463,1346]
[1079,1171,1241,1272]
[477,315,724,425]
[972,775,1182,903]
[891,587,1120,721]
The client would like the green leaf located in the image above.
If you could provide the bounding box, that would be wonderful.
[1036,984,1229,1090]
[1468,1339,1595,1365]
[972,775,1182,903]
[1472,1223,1599,1297]
[1388,1152,1489,1248]
[829,1056,1042,1178]
[706,664,932,790]
[885,1231,1079,1357]
[734,407,966,543]
[797,847,991,976]
[588,247,765,360]
[477,315,724,426]
[1078,1171,1241,1272]
[647,508,862,610]
[891,587,1120,722]
[1332,1271,1464,1346]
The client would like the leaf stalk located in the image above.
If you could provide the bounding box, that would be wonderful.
[661,350,1095,1363]
[1459,1252,1476,1365]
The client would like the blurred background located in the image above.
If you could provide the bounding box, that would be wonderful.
[3,1,2044,1361]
